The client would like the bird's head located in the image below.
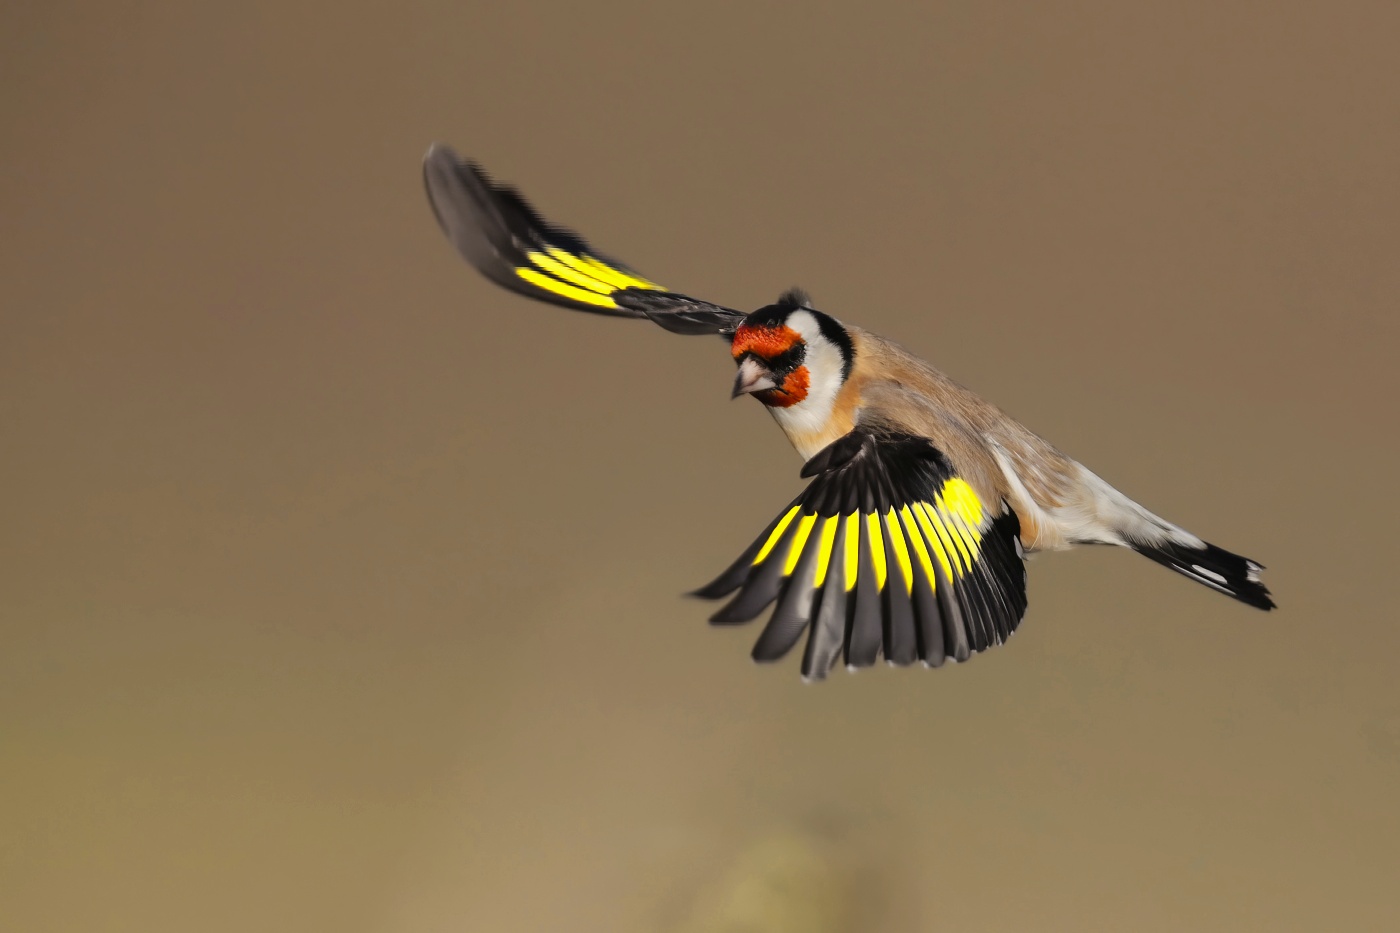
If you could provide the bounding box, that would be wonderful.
[730,290,854,412]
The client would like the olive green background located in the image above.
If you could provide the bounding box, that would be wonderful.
[4,2,1398,930]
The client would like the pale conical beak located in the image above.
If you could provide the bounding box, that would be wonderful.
[732,357,777,398]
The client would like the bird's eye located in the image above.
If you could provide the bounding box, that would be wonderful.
[767,342,806,374]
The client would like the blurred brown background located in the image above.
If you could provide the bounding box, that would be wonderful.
[3,1,1398,930]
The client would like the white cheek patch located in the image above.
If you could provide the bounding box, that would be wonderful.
[785,310,823,343]
[768,310,846,439]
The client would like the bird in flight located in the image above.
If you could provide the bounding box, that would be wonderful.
[422,144,1274,681]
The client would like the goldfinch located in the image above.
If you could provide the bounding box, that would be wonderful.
[422,144,1275,680]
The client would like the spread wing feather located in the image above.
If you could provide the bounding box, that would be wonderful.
[423,145,745,335]
[694,430,1029,680]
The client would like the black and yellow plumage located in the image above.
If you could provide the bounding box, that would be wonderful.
[423,144,1273,680]
[694,430,1026,679]
[422,147,746,335]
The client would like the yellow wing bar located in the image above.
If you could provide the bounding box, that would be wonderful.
[426,146,746,332]
[514,247,664,310]
[748,478,990,597]
[695,427,1029,680]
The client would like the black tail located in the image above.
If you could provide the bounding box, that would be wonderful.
[1130,539,1275,610]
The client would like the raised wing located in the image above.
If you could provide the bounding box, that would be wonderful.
[423,144,745,335]
[694,430,1029,680]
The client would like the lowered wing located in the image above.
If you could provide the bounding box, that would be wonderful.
[695,429,1030,680]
